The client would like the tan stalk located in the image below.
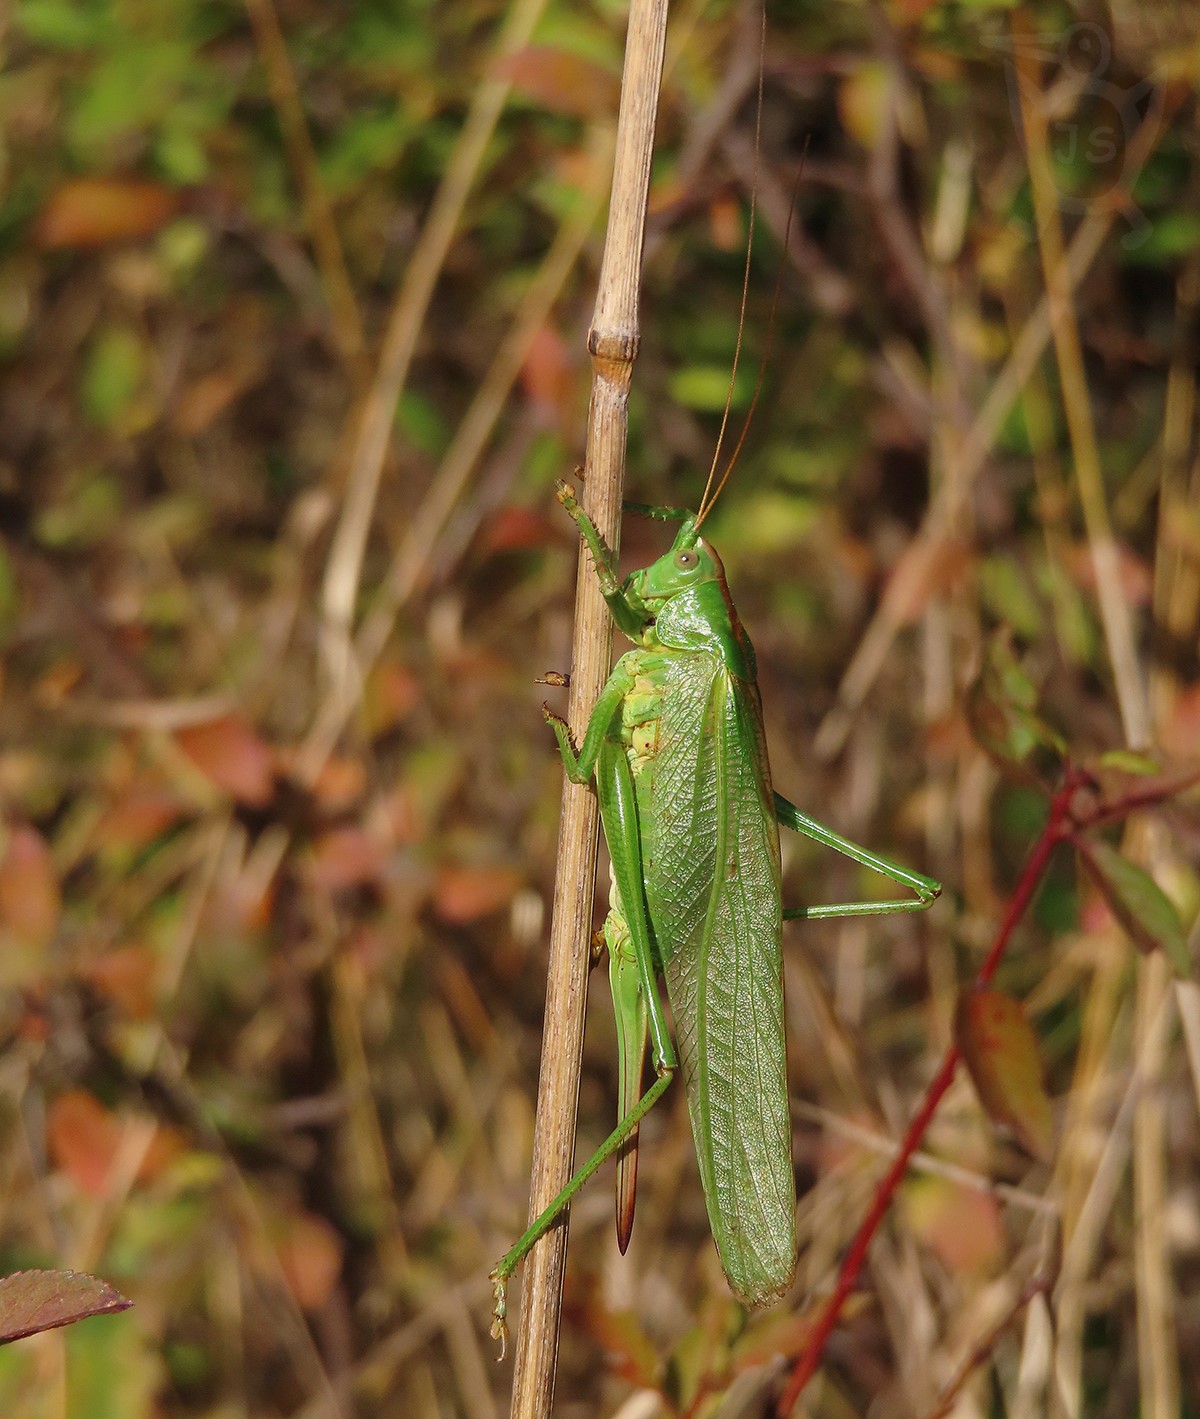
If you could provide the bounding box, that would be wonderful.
[242,0,365,370]
[1011,17,1180,1419]
[811,183,1156,762]
[297,128,614,782]
[1011,11,1149,749]
[318,0,550,696]
[506,5,670,1417]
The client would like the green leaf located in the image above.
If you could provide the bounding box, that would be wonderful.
[956,987,1054,1161]
[978,556,1044,640]
[66,1311,157,1419]
[16,0,114,50]
[1122,213,1200,265]
[81,326,147,429]
[1081,840,1191,976]
[966,631,1066,772]
[0,543,16,641]
[668,365,754,413]
[1095,749,1162,776]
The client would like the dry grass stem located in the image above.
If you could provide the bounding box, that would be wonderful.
[507,5,669,1416]
[1012,9,1149,750]
[814,137,1163,760]
[300,128,614,778]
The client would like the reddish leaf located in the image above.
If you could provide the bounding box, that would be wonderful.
[274,1212,344,1311]
[477,505,562,556]
[171,361,267,437]
[494,45,620,119]
[34,178,180,249]
[0,1270,131,1345]
[47,1091,177,1192]
[363,663,422,738]
[1161,682,1200,757]
[175,714,275,807]
[137,1123,188,1182]
[884,534,973,625]
[956,987,1054,1161]
[433,864,522,924]
[519,324,574,419]
[95,788,186,854]
[308,826,386,892]
[309,755,367,812]
[85,944,159,1018]
[1080,840,1190,975]
[205,867,276,937]
[902,1175,1005,1274]
[47,1091,122,1197]
[707,193,744,253]
[0,823,61,950]
[275,749,367,811]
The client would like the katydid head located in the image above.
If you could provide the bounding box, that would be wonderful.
[632,518,722,605]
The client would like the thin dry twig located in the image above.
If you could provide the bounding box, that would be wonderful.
[1011,11,1149,750]
[317,0,550,694]
[298,128,615,780]
[813,89,1168,760]
[505,5,670,1416]
[242,0,365,368]
[1012,20,1181,1418]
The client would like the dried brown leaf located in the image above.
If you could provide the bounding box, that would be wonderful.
[0,1270,131,1344]
[35,178,180,249]
[956,987,1054,1161]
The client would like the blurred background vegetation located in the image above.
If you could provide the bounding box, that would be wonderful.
[1,0,1199,1415]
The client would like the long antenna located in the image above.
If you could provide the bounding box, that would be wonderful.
[694,139,809,530]
[694,4,767,523]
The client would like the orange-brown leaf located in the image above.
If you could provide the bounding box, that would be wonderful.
[0,822,61,950]
[519,324,574,419]
[176,714,275,807]
[363,663,422,738]
[902,1175,1005,1274]
[96,788,186,854]
[433,864,522,924]
[1160,682,1200,757]
[494,45,620,119]
[274,1212,344,1311]
[885,535,973,625]
[171,364,265,437]
[956,987,1054,1161]
[47,1091,122,1197]
[477,505,562,556]
[35,178,180,249]
[308,826,386,892]
[85,945,159,1019]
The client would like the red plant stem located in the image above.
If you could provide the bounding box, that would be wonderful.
[776,773,1081,1415]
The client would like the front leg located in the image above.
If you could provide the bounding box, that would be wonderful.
[556,480,648,640]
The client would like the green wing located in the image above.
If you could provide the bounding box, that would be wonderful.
[642,659,796,1306]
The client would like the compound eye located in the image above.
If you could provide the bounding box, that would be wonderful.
[674,549,699,570]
